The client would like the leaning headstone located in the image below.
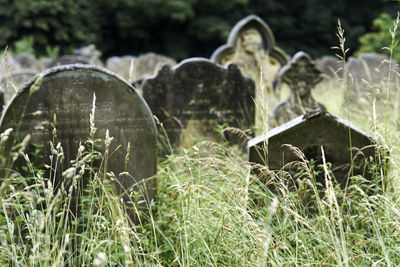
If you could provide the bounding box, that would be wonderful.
[248,110,375,188]
[74,44,103,66]
[0,65,157,220]
[211,15,288,127]
[273,51,326,125]
[49,55,90,67]
[142,57,255,150]
[0,69,37,104]
[346,52,399,108]
[105,55,136,82]
[315,55,342,78]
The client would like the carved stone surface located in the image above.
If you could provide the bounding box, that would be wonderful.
[142,57,255,150]
[346,53,399,106]
[0,69,37,104]
[49,55,90,67]
[273,51,326,125]
[248,111,375,187]
[211,15,288,94]
[0,65,157,217]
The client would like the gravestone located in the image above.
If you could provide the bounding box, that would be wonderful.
[273,51,326,125]
[315,55,342,78]
[142,57,255,150]
[0,65,157,219]
[346,53,399,108]
[211,15,288,126]
[248,110,375,188]
[74,44,103,66]
[134,52,176,81]
[0,69,37,104]
[15,53,43,72]
[105,55,136,82]
[49,55,90,67]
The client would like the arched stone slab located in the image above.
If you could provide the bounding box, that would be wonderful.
[0,64,157,218]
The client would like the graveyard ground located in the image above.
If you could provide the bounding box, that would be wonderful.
[0,71,400,266]
[2,28,400,267]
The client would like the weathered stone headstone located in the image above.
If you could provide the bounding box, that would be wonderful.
[134,52,176,81]
[248,110,375,188]
[105,55,136,82]
[211,15,288,126]
[49,55,90,67]
[74,44,103,66]
[0,69,37,104]
[273,51,326,125]
[15,53,43,72]
[346,52,399,107]
[315,55,342,78]
[0,65,157,219]
[142,57,255,150]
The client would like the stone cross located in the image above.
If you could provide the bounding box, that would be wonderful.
[272,51,326,125]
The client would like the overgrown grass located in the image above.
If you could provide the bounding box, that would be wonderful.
[1,21,400,266]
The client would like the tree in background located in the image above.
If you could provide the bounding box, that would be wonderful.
[0,0,96,56]
[0,0,398,60]
[357,12,400,62]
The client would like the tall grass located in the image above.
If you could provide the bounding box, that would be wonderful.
[1,21,400,266]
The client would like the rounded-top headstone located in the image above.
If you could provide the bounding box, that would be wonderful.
[0,64,157,211]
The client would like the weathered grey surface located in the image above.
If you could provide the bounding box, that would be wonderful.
[15,53,43,72]
[346,53,399,106]
[105,56,136,82]
[74,44,103,66]
[315,55,342,78]
[211,15,288,94]
[105,53,176,84]
[248,111,375,187]
[273,51,326,125]
[0,54,21,75]
[0,65,157,217]
[134,52,176,81]
[0,69,37,104]
[142,57,255,150]
[49,55,90,67]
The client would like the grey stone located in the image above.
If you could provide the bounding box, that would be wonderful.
[346,53,399,106]
[142,57,255,151]
[49,55,90,67]
[134,52,176,81]
[0,54,21,75]
[210,15,289,130]
[248,110,375,188]
[105,56,136,82]
[0,69,37,104]
[15,53,43,72]
[74,44,103,66]
[315,55,342,78]
[0,64,157,220]
[273,51,326,125]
